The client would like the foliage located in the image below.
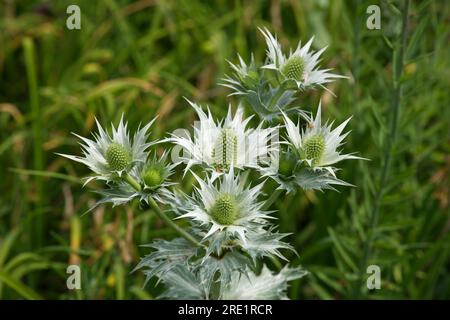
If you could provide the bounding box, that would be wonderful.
[0,0,449,299]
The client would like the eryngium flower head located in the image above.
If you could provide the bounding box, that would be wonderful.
[259,104,364,193]
[283,102,363,171]
[260,151,354,193]
[170,100,276,178]
[221,54,260,95]
[93,152,177,209]
[59,116,156,184]
[259,27,345,91]
[141,152,177,192]
[178,169,272,241]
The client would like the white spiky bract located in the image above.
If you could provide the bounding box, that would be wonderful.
[259,27,346,91]
[170,100,276,177]
[222,266,307,300]
[283,102,363,173]
[58,116,157,184]
[146,262,307,300]
[178,169,271,242]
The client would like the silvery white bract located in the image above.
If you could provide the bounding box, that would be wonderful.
[58,116,156,184]
[136,235,254,298]
[139,254,306,300]
[134,238,199,286]
[283,102,363,173]
[221,265,307,300]
[177,169,272,242]
[260,154,354,193]
[94,152,177,209]
[170,100,275,178]
[260,27,345,91]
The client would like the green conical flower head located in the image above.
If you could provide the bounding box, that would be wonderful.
[142,163,165,188]
[281,56,305,80]
[210,193,238,225]
[105,143,131,171]
[303,134,325,165]
[212,129,238,170]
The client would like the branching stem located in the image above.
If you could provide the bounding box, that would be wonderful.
[122,172,204,248]
[354,0,410,298]
[147,197,204,248]
[262,189,283,210]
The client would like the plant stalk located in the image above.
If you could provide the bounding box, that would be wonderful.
[122,172,203,248]
[147,197,203,248]
[124,172,142,191]
[262,189,283,210]
[268,83,286,110]
[354,0,410,298]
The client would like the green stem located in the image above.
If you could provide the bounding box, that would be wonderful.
[121,172,203,248]
[269,254,283,270]
[123,173,141,192]
[262,189,283,210]
[262,189,285,269]
[354,0,410,298]
[23,37,44,249]
[268,83,286,111]
[147,197,203,248]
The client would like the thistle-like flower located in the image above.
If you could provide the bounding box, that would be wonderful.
[178,169,271,241]
[170,100,275,177]
[258,103,363,192]
[59,116,156,184]
[283,102,363,172]
[221,54,298,122]
[95,152,177,208]
[259,27,345,91]
[221,54,259,95]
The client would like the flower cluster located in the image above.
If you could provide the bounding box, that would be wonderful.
[61,28,363,299]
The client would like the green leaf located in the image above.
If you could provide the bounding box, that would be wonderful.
[0,270,43,300]
[0,229,19,267]
[327,228,358,272]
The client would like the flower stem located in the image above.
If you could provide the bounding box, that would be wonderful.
[121,172,203,248]
[353,0,410,298]
[269,254,283,270]
[262,189,284,269]
[147,197,204,248]
[268,83,286,111]
[262,189,283,210]
[124,173,141,192]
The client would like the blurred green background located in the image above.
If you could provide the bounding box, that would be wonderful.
[0,0,449,299]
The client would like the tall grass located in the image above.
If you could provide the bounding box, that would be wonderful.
[23,37,45,249]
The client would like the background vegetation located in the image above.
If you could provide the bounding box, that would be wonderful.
[0,0,449,299]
